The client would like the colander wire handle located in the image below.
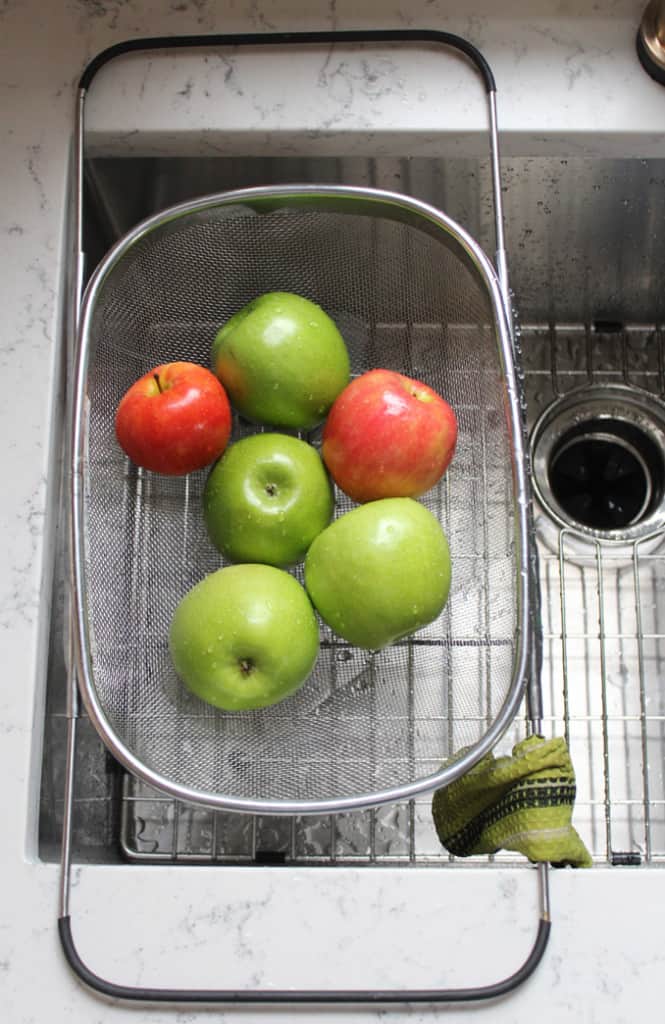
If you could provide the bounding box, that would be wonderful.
[73,29,512,324]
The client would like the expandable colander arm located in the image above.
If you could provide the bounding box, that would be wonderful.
[58,886,551,1005]
[60,28,546,1005]
[74,29,512,322]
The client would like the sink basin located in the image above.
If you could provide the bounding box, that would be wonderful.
[39,151,665,867]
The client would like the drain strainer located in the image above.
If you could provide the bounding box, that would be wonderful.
[530,384,665,541]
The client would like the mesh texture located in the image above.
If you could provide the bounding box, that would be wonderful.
[79,197,518,808]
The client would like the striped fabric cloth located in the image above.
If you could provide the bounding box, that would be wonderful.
[432,735,592,867]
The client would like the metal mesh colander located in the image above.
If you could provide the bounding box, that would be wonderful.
[71,186,530,814]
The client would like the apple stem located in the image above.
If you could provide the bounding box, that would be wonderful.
[153,373,163,394]
[239,658,254,677]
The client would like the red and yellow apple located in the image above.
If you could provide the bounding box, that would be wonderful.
[321,369,458,502]
[115,361,232,475]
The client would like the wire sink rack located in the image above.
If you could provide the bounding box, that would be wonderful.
[116,321,665,867]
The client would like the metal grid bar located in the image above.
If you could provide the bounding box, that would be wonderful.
[595,539,613,857]
[633,542,653,859]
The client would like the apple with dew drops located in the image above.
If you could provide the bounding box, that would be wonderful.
[212,292,350,430]
[115,361,232,475]
[322,369,457,502]
[203,433,334,568]
[305,497,451,651]
[169,564,320,711]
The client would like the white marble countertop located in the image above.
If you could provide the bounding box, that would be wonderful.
[2,1,665,1021]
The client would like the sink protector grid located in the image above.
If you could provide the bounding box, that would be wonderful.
[120,323,665,866]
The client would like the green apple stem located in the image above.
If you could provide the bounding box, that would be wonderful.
[239,658,254,677]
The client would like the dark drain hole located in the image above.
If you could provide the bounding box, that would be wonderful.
[549,417,663,531]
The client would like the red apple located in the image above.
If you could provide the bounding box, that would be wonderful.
[115,362,232,475]
[321,369,457,502]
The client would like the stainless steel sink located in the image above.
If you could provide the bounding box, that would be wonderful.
[39,152,665,867]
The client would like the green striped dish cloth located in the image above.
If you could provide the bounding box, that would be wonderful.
[431,735,592,867]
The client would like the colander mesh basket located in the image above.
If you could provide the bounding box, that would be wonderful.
[72,186,529,813]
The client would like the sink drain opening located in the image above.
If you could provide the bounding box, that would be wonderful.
[549,419,657,531]
[530,385,665,541]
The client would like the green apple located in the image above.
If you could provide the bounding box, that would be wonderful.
[304,498,451,650]
[203,433,334,567]
[212,292,350,430]
[169,564,319,711]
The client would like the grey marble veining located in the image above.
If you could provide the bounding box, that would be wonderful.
[3,1,665,1021]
